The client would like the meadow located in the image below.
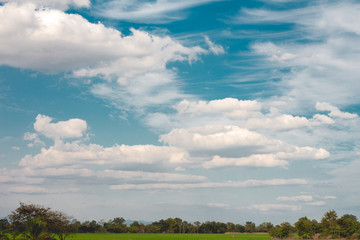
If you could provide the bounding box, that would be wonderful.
[74,233,272,240]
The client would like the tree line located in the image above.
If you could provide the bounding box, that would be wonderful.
[0,203,359,240]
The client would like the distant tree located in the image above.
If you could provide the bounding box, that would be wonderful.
[194,221,201,234]
[104,218,126,233]
[0,218,9,240]
[295,217,315,239]
[258,222,274,232]
[337,214,360,238]
[321,210,339,238]
[234,224,245,233]
[270,222,292,239]
[129,221,140,233]
[245,221,256,233]
[7,203,73,240]
[226,222,236,232]
[47,211,76,240]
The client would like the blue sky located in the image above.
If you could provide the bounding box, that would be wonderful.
[1,0,360,224]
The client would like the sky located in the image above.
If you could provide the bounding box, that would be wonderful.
[0,0,360,225]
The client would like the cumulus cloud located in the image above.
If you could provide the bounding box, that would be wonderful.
[147,98,337,133]
[19,141,189,169]
[23,132,45,147]
[0,2,209,110]
[316,102,358,119]
[175,98,261,118]
[203,154,288,169]
[246,113,334,130]
[160,124,329,166]
[160,125,278,154]
[33,114,87,140]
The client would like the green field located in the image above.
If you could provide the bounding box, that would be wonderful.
[74,233,272,240]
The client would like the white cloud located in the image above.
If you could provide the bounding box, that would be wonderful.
[276,146,329,160]
[11,146,20,151]
[235,2,360,108]
[23,132,45,147]
[0,0,90,10]
[160,125,278,154]
[248,204,301,212]
[0,2,208,110]
[147,98,337,133]
[246,114,334,130]
[19,141,189,169]
[110,178,307,190]
[160,124,329,165]
[316,102,358,119]
[0,169,44,184]
[175,98,261,118]
[33,114,87,140]
[95,0,220,23]
[207,203,230,208]
[277,195,313,202]
[203,154,288,169]
[204,36,225,55]
[7,185,47,194]
[306,201,325,206]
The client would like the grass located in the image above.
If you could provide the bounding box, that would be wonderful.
[74,233,272,240]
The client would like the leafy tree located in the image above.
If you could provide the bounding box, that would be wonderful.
[7,203,73,240]
[270,222,292,239]
[321,210,339,238]
[295,217,315,239]
[104,218,126,233]
[0,218,9,240]
[258,222,274,232]
[337,214,360,238]
[194,221,201,234]
[245,221,256,233]
[47,211,76,240]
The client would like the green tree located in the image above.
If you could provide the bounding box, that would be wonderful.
[104,218,126,233]
[0,219,9,240]
[337,214,360,238]
[269,222,292,239]
[7,203,74,240]
[47,211,75,240]
[321,210,339,238]
[295,217,315,239]
[245,221,256,233]
[258,222,274,232]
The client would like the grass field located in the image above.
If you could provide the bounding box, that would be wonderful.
[74,233,272,240]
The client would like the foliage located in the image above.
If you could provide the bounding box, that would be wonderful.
[269,222,292,239]
[295,217,316,239]
[4,204,360,239]
[337,214,360,238]
[6,203,74,240]
[73,233,272,240]
[321,210,339,238]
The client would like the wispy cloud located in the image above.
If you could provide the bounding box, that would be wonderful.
[233,1,360,109]
[248,204,301,212]
[0,0,90,10]
[95,0,221,23]
[110,178,307,190]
